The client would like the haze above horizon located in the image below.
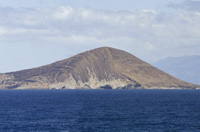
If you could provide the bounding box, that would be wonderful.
[0,0,200,73]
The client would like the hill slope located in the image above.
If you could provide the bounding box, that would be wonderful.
[0,47,199,89]
[154,56,200,85]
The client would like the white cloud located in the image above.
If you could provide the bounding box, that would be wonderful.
[0,6,200,72]
[53,6,73,20]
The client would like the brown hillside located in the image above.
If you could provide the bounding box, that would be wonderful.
[0,47,199,89]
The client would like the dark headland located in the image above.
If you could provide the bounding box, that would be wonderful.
[0,47,199,89]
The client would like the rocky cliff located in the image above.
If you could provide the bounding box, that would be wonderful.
[0,47,199,89]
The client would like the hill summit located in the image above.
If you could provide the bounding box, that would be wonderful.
[0,47,199,89]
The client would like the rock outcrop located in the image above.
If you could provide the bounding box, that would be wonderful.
[0,47,199,89]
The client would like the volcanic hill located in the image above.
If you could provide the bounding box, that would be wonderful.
[0,47,199,89]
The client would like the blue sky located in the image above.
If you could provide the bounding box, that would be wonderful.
[0,0,181,9]
[0,0,200,72]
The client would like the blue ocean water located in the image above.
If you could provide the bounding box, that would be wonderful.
[0,89,200,132]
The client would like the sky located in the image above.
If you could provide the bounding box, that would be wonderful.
[0,0,200,73]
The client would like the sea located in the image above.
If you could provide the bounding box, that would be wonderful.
[0,89,200,132]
